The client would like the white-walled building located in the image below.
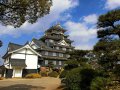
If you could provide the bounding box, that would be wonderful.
[3,43,41,78]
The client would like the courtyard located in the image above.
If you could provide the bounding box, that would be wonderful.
[0,77,62,90]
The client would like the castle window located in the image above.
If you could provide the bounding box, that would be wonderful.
[53,61,56,65]
[59,61,62,65]
[56,47,59,50]
[45,52,48,55]
[45,60,48,65]
[59,53,63,57]
[62,48,66,51]
[53,52,57,56]
[67,54,70,58]
[49,39,54,43]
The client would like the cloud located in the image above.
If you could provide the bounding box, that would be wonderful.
[83,14,98,24]
[105,0,120,9]
[64,14,98,50]
[0,0,79,37]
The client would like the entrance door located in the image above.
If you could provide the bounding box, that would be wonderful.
[14,68,22,77]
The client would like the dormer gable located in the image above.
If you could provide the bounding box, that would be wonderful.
[58,40,69,46]
[30,41,39,49]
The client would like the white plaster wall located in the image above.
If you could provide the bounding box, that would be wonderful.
[25,54,38,69]
[11,53,25,59]
[26,49,35,54]
[16,49,26,53]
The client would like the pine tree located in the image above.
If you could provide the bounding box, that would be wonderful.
[0,0,52,27]
[97,9,120,38]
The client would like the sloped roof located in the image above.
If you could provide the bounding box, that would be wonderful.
[8,42,23,52]
[3,42,42,59]
[3,43,23,59]
[46,24,67,33]
[32,38,51,49]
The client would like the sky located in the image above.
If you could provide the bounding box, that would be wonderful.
[0,0,120,64]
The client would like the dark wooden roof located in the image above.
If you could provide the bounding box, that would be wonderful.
[3,43,23,59]
[45,24,67,33]
[32,38,51,49]
[52,44,74,49]
[8,42,23,52]
[40,35,73,43]
[11,59,27,67]
[37,48,66,53]
[41,55,67,60]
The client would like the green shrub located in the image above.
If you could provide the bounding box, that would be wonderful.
[59,70,68,78]
[52,68,61,74]
[90,77,110,90]
[64,60,79,70]
[64,67,99,90]
[65,67,81,90]
[79,68,98,90]
[48,71,59,78]
[40,71,48,77]
[25,73,41,78]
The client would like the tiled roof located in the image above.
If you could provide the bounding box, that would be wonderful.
[40,35,73,43]
[37,48,66,53]
[41,55,67,60]
[8,42,23,52]
[46,24,67,33]
[32,38,52,49]
[11,59,27,67]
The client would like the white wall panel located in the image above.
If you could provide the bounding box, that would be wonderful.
[26,49,35,54]
[16,49,26,53]
[25,55,38,69]
[11,53,25,59]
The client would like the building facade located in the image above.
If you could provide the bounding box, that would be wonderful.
[3,24,74,78]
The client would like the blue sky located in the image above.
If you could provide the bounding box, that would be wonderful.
[0,0,120,64]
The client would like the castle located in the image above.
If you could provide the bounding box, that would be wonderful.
[3,24,74,78]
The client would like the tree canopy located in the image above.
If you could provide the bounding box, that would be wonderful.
[97,9,120,38]
[95,9,120,82]
[0,0,52,27]
[94,38,120,72]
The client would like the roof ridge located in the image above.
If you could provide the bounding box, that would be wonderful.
[9,42,23,46]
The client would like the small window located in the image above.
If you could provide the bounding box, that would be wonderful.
[62,48,66,51]
[56,47,59,50]
[53,52,57,56]
[69,49,72,51]
[49,39,54,43]
[53,61,56,65]
[45,52,48,55]
[45,60,48,65]
[59,61,62,65]
[67,54,70,58]
[59,53,63,57]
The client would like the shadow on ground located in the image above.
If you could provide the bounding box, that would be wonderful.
[0,84,45,90]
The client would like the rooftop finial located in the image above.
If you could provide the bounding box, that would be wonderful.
[55,22,62,28]
[57,22,60,26]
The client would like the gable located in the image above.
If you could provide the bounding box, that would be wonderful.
[9,44,41,57]
[11,48,38,59]
[30,41,39,49]
[58,40,69,46]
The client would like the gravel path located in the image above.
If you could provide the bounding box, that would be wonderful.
[0,77,62,90]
